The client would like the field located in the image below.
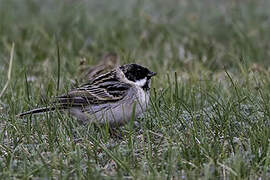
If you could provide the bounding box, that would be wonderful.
[0,0,270,179]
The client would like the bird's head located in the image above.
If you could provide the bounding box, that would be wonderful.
[120,63,156,91]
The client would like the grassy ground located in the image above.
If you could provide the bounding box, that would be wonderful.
[0,0,270,179]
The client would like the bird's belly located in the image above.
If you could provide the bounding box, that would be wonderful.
[69,90,150,127]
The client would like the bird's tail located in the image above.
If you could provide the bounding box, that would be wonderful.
[16,106,61,117]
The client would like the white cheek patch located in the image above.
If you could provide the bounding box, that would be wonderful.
[135,77,147,87]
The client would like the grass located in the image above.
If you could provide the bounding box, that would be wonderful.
[0,0,270,179]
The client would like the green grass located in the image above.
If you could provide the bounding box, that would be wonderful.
[1,0,270,179]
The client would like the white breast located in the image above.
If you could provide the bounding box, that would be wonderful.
[135,86,149,111]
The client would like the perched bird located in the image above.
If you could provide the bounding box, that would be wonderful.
[17,64,156,127]
[79,52,120,81]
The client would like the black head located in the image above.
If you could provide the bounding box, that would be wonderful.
[120,64,156,82]
[120,63,156,91]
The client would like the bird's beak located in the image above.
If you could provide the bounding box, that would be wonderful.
[148,71,157,77]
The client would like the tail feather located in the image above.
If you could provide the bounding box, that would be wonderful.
[16,106,59,117]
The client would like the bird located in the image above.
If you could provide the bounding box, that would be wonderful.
[17,63,156,127]
[78,52,120,82]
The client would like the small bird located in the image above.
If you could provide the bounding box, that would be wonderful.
[17,64,156,127]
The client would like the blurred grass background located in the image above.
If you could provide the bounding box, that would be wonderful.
[0,0,270,179]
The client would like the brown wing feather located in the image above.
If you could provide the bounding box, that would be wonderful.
[55,77,131,107]
[17,69,130,117]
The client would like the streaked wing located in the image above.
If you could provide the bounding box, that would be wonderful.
[55,77,130,107]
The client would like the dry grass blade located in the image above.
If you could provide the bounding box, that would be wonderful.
[0,42,15,99]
